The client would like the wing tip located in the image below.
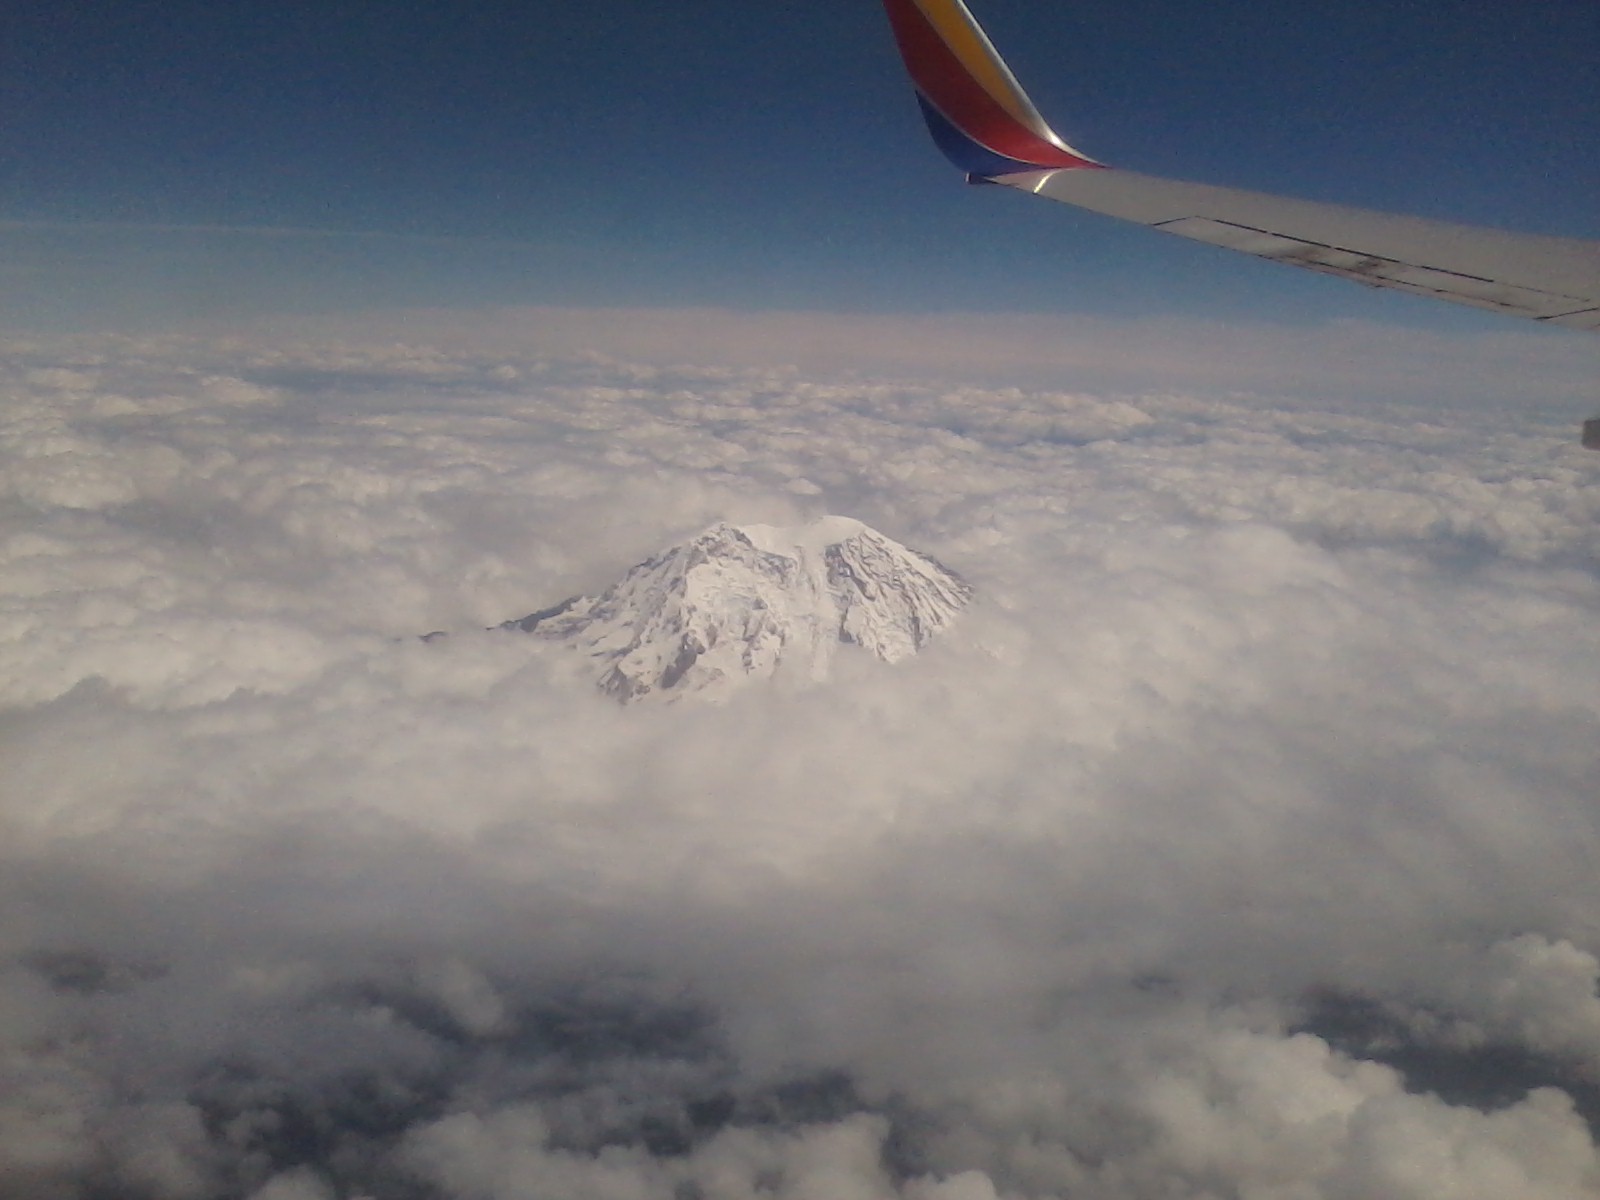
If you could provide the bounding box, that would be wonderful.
[883,0,1100,176]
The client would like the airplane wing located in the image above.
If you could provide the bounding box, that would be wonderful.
[880,0,1600,338]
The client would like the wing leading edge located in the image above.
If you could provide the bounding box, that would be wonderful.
[880,0,1600,342]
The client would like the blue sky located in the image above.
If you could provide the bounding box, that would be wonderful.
[3,0,1597,333]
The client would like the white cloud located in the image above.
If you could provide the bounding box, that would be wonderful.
[244,1168,337,1200]
[0,325,1596,1198]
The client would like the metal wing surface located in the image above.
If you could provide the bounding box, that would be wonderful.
[880,0,1600,333]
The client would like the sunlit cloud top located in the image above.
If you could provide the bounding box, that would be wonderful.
[2,325,1597,1197]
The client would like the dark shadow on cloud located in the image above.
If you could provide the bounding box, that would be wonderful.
[23,948,166,997]
[1300,988,1600,1136]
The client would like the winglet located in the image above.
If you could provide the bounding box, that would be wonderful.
[881,0,1101,177]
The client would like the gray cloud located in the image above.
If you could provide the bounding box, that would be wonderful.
[1,327,1597,1199]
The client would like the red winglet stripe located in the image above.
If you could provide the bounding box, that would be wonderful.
[883,0,1094,170]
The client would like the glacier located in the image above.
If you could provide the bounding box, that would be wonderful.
[500,517,972,702]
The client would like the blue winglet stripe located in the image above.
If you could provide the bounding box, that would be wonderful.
[915,94,1050,178]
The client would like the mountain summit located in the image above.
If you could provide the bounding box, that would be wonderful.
[503,517,972,702]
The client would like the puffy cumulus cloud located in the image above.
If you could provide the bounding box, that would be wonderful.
[0,327,1597,1199]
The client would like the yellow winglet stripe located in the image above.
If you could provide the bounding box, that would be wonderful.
[908,0,1056,141]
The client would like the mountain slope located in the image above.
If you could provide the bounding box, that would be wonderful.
[503,517,972,702]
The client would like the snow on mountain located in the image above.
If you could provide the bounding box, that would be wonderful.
[501,517,972,702]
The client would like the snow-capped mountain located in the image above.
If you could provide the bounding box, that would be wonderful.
[502,516,972,702]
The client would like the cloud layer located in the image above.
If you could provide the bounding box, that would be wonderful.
[2,327,1597,1199]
